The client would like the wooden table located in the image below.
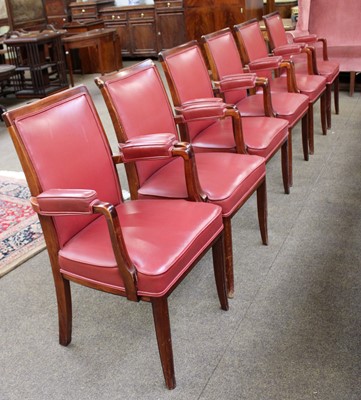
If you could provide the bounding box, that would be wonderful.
[62,28,122,86]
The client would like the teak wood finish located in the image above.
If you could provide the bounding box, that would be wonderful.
[3,85,229,390]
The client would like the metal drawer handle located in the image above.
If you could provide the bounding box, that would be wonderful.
[167,2,171,6]
[81,9,85,13]
[112,15,115,19]
[141,13,144,17]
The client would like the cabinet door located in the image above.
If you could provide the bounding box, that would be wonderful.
[129,20,157,56]
[156,11,186,51]
[103,21,131,56]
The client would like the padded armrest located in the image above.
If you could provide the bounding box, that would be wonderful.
[119,133,177,162]
[32,189,98,216]
[273,43,303,56]
[293,34,318,44]
[248,56,283,71]
[175,99,227,121]
[181,98,224,107]
[218,73,257,92]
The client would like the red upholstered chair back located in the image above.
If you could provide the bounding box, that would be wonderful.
[96,60,177,188]
[159,41,217,141]
[202,28,248,105]
[263,12,289,49]
[233,20,274,82]
[5,86,122,248]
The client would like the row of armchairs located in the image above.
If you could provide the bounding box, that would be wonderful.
[3,12,340,391]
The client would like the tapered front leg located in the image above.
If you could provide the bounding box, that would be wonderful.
[281,140,290,194]
[257,179,268,246]
[213,230,231,304]
[151,297,176,390]
[56,276,72,346]
[302,112,309,161]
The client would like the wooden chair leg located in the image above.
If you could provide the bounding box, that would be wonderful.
[320,91,327,135]
[256,179,268,246]
[281,139,290,195]
[326,84,332,129]
[334,76,339,115]
[308,103,314,155]
[301,112,309,161]
[55,275,72,346]
[288,128,293,187]
[223,217,234,298]
[350,72,356,97]
[151,297,176,390]
[211,233,229,309]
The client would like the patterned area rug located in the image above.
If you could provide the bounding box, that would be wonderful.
[0,171,45,277]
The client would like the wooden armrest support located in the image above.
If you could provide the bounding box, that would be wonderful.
[31,189,99,216]
[119,133,178,162]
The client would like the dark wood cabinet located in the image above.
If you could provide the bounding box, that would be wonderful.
[184,0,264,42]
[128,8,157,56]
[155,1,186,52]
[69,0,114,22]
[100,5,157,57]
[43,0,72,28]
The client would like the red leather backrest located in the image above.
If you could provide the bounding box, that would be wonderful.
[235,21,273,80]
[205,30,248,104]
[162,44,218,140]
[237,21,269,62]
[103,63,177,186]
[165,44,214,101]
[265,13,288,48]
[14,89,122,247]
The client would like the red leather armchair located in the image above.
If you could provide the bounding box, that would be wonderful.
[262,12,335,136]
[158,40,290,194]
[201,27,310,186]
[95,59,267,299]
[236,17,327,155]
[3,85,229,390]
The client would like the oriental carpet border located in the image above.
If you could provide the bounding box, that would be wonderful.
[0,171,45,278]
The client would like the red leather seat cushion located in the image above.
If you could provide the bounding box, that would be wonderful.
[242,117,288,160]
[236,92,309,128]
[190,116,288,161]
[270,74,326,103]
[292,55,339,84]
[59,199,223,297]
[138,153,265,217]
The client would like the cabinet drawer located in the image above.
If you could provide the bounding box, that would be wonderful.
[101,11,127,22]
[71,6,97,18]
[155,1,183,10]
[128,10,154,20]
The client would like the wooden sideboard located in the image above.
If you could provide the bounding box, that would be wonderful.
[183,0,264,43]
[99,5,158,57]
[43,0,73,28]
[42,0,264,58]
